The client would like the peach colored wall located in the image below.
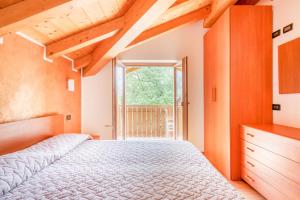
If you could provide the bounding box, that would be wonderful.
[0,33,81,132]
[258,0,300,128]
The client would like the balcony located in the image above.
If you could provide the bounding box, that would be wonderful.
[118,105,183,139]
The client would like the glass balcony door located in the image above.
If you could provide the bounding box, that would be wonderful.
[174,57,188,140]
[113,58,188,140]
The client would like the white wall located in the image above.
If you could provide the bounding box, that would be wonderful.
[258,0,300,128]
[82,21,207,150]
[81,62,113,139]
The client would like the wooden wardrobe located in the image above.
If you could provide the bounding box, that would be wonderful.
[204,6,273,180]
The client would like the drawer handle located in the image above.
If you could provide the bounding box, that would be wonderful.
[246,147,255,152]
[246,133,255,137]
[246,161,255,167]
[246,175,255,182]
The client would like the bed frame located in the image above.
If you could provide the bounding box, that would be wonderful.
[0,115,64,155]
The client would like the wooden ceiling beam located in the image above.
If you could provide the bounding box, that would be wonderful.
[0,0,72,35]
[235,0,260,4]
[47,0,196,59]
[74,54,92,70]
[171,0,190,8]
[203,0,238,28]
[127,6,210,50]
[46,17,124,58]
[82,0,177,77]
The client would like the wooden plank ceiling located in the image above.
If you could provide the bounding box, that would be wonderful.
[0,0,258,76]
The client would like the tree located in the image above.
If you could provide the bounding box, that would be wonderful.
[126,67,174,105]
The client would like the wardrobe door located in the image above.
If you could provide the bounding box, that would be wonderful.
[204,31,216,166]
[212,9,231,178]
[204,10,231,178]
[229,6,273,180]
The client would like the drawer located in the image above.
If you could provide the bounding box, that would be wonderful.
[242,154,300,199]
[241,126,300,163]
[241,167,288,200]
[241,139,300,185]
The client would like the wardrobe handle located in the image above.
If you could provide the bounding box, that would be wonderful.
[212,87,217,102]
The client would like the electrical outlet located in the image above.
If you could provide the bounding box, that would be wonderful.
[0,37,3,45]
[272,104,281,111]
[66,114,72,120]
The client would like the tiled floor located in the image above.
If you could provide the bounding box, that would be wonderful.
[230,181,265,200]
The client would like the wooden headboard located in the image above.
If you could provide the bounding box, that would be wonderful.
[0,115,64,155]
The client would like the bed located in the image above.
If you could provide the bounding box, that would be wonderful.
[0,115,244,200]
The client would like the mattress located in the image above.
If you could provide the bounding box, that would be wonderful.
[0,134,244,199]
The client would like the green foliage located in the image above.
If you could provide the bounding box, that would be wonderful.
[126,67,174,105]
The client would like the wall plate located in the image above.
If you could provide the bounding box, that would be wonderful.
[272,104,281,111]
[272,29,281,38]
[283,23,293,34]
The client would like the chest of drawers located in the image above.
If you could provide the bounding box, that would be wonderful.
[240,124,300,200]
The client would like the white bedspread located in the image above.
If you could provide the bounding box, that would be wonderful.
[1,138,244,199]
